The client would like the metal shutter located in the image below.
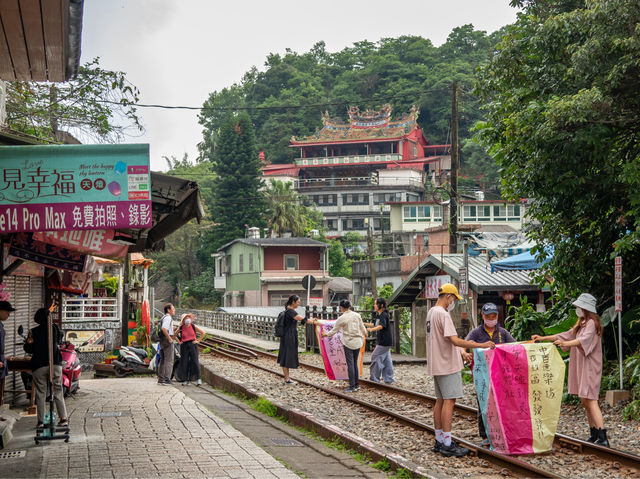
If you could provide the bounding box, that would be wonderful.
[2,275,44,405]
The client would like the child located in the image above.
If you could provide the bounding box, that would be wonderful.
[531,292,608,446]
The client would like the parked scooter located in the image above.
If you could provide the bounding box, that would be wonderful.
[59,341,81,396]
[112,345,153,377]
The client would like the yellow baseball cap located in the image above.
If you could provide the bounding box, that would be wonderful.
[438,283,462,300]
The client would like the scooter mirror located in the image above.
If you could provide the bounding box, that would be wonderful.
[18,325,23,335]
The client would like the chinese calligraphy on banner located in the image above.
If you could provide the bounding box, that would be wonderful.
[424,275,451,299]
[315,320,365,380]
[33,230,129,258]
[0,144,151,232]
[473,342,565,455]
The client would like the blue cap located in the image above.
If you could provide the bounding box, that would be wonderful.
[481,303,499,315]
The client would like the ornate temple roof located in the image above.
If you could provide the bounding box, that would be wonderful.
[290,104,421,145]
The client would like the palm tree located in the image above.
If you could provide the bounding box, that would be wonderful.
[264,179,307,237]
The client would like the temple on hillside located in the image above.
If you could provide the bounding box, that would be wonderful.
[262,104,451,238]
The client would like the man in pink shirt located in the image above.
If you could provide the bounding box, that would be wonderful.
[427,283,495,457]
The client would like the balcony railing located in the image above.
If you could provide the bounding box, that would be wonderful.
[62,297,118,322]
[296,153,401,167]
[296,176,424,190]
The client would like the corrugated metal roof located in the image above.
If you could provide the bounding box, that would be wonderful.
[389,253,540,306]
[327,276,353,292]
[218,237,329,251]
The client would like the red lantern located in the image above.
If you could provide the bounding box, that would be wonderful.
[502,292,515,304]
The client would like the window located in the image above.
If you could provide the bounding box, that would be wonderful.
[493,205,507,221]
[478,205,491,221]
[225,254,232,273]
[238,254,243,272]
[463,205,489,222]
[433,206,443,220]
[342,193,369,205]
[373,192,402,205]
[284,254,299,270]
[507,205,521,221]
[249,253,254,271]
[342,218,365,230]
[403,205,432,222]
[406,193,420,202]
[324,219,338,230]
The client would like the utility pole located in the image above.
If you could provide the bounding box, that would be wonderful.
[449,81,459,253]
[367,222,377,297]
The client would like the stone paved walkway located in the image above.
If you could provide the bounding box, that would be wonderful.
[1,378,298,478]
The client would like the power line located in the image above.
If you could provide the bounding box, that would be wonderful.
[97,87,452,113]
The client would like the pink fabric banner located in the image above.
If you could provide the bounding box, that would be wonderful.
[33,230,129,258]
[315,321,365,381]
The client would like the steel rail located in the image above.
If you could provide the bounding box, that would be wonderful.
[203,335,640,473]
[200,342,558,478]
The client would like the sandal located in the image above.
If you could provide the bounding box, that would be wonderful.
[58,419,69,427]
[284,379,295,384]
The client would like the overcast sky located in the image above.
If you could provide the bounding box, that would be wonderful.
[80,1,518,171]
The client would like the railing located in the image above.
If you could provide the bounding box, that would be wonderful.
[62,297,118,322]
[295,153,401,167]
[175,306,401,354]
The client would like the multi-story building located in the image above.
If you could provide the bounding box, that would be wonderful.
[262,105,450,237]
[387,199,529,255]
[212,231,330,307]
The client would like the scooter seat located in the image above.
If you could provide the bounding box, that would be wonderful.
[127,346,148,359]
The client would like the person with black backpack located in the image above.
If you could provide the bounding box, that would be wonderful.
[277,295,308,384]
[177,313,205,386]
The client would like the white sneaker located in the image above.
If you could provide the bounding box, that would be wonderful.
[196,379,202,386]
[182,381,189,386]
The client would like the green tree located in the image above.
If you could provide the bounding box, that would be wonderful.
[263,179,307,236]
[475,0,640,314]
[5,57,142,143]
[328,239,352,278]
[205,112,266,253]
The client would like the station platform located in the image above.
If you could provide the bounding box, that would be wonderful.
[197,324,427,365]
[0,377,386,478]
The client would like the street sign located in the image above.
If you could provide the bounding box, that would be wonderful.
[615,256,622,312]
[301,275,316,290]
[458,267,468,296]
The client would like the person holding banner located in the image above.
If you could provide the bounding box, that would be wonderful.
[531,293,608,447]
[278,295,308,384]
[428,284,495,457]
[321,299,367,393]
[365,297,395,384]
[462,302,515,446]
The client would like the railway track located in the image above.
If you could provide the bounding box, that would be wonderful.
[198,337,640,478]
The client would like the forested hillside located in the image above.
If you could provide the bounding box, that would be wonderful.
[198,24,504,187]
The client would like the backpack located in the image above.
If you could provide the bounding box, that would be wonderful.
[150,314,166,342]
[274,310,286,338]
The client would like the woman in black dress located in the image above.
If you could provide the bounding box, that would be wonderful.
[277,294,307,384]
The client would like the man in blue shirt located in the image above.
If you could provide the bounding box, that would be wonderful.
[461,302,515,446]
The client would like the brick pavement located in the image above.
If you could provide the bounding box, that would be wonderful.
[1,378,299,478]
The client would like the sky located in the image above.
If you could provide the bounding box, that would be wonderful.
[80,1,519,172]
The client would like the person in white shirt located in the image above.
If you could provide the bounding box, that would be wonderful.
[158,303,176,385]
[320,299,367,392]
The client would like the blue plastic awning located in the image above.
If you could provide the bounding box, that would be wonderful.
[490,248,552,273]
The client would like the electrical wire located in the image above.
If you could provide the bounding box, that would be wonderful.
[97,87,452,113]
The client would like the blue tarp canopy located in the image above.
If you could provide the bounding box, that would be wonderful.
[490,248,552,273]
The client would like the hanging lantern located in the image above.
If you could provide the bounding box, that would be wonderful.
[502,292,515,304]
